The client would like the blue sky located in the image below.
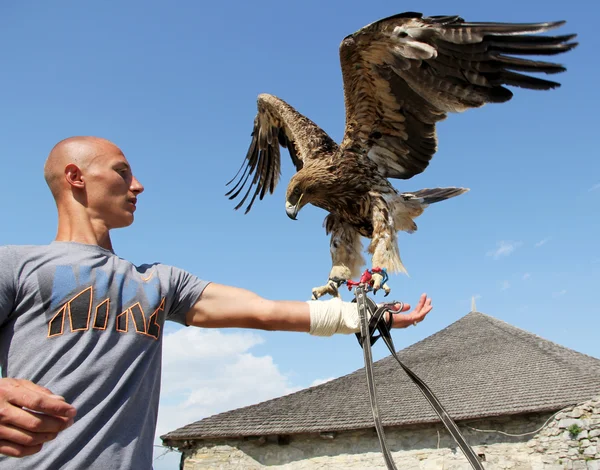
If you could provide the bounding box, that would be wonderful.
[0,1,598,468]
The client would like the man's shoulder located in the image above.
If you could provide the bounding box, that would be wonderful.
[133,261,188,279]
[132,261,206,287]
[0,244,51,257]
[0,245,55,279]
[0,242,84,265]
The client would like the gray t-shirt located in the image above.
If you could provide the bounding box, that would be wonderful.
[0,241,210,469]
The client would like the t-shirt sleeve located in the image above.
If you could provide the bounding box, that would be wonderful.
[0,247,17,327]
[165,266,210,326]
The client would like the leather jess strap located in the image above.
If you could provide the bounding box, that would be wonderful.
[354,285,484,470]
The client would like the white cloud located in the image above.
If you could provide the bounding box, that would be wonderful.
[311,377,335,387]
[523,273,531,280]
[501,280,511,291]
[535,237,550,248]
[589,183,600,192]
[155,328,302,449]
[552,289,567,298]
[486,241,522,259]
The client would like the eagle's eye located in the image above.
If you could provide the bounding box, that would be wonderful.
[293,187,301,196]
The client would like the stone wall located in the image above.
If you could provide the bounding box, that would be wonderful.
[178,395,600,469]
[527,396,600,469]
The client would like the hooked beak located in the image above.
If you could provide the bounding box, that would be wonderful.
[285,194,303,220]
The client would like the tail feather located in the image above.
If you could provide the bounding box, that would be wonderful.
[390,186,469,233]
[406,187,469,205]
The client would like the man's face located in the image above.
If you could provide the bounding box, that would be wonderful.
[83,144,144,230]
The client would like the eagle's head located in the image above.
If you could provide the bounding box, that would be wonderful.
[285,172,313,220]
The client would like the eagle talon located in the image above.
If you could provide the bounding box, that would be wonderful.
[311,278,345,300]
[371,271,391,297]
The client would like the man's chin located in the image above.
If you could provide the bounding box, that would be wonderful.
[110,215,135,230]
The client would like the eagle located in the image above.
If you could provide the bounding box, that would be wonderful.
[226,12,577,300]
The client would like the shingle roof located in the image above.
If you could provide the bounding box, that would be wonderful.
[161,311,600,442]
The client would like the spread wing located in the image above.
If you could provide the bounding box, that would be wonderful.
[339,12,578,180]
[226,93,339,213]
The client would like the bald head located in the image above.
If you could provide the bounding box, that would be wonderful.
[44,136,123,200]
[42,135,144,238]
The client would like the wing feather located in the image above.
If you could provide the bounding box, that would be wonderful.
[226,93,338,213]
[339,12,578,180]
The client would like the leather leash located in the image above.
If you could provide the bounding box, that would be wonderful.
[353,284,484,470]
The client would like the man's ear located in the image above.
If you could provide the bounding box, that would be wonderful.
[64,164,85,189]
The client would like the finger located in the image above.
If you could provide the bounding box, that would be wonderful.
[419,298,433,316]
[16,380,64,401]
[21,380,66,402]
[0,440,43,458]
[2,382,76,419]
[413,297,432,317]
[414,293,427,311]
[392,303,410,312]
[391,297,433,328]
[0,423,59,447]
[0,405,73,434]
[376,302,410,312]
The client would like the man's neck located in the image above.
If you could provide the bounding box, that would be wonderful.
[54,207,114,252]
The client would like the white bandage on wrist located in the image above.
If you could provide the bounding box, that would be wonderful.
[307,298,361,336]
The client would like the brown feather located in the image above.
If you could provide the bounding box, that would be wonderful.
[226,94,338,214]
[338,13,577,180]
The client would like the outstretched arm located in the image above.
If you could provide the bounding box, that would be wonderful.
[185,282,433,333]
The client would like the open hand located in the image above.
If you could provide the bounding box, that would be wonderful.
[381,293,432,329]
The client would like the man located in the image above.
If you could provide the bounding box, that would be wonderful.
[0,136,432,469]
